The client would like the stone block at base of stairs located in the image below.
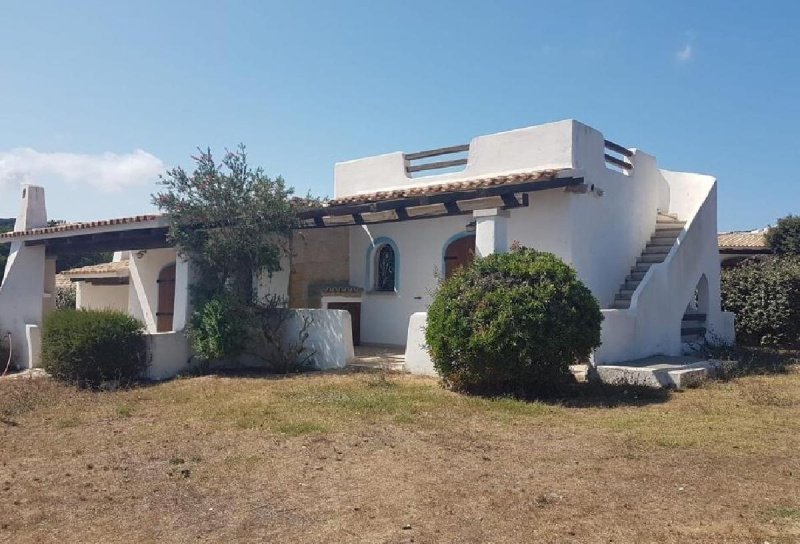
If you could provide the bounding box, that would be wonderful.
[589,358,724,390]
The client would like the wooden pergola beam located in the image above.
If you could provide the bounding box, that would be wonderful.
[297,176,582,223]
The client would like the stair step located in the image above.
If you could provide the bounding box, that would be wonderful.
[682,313,707,322]
[656,218,686,225]
[618,289,635,297]
[643,246,671,255]
[681,326,707,336]
[638,254,668,264]
[623,279,641,290]
[632,263,652,273]
[629,271,647,281]
[647,238,675,246]
[657,212,679,220]
[654,227,683,237]
[610,301,630,309]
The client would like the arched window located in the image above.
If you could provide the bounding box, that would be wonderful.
[375,244,396,291]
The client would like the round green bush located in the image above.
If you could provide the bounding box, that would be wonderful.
[721,256,800,347]
[425,248,602,395]
[41,309,149,387]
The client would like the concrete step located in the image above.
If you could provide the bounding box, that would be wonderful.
[657,212,680,221]
[629,270,647,281]
[681,326,707,336]
[643,246,671,255]
[610,300,630,309]
[656,218,686,225]
[654,227,683,237]
[647,238,675,247]
[638,254,668,264]
[682,313,707,322]
[591,358,721,389]
[618,289,635,298]
[623,279,641,291]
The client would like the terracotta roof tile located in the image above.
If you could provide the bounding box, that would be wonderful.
[55,274,73,289]
[61,260,130,278]
[0,214,162,240]
[718,231,769,250]
[327,169,562,206]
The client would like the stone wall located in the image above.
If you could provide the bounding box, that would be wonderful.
[288,228,349,308]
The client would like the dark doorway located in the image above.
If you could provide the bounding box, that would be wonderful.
[444,235,476,279]
[156,263,176,332]
[328,302,361,346]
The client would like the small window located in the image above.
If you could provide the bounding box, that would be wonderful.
[375,244,396,291]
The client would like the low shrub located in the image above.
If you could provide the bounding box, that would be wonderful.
[189,295,248,366]
[41,309,149,387]
[721,256,800,347]
[425,247,602,396]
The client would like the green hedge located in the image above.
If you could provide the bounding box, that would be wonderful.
[721,256,800,347]
[425,248,602,395]
[41,309,149,387]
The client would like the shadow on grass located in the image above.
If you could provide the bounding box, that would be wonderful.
[490,380,673,409]
[717,346,800,380]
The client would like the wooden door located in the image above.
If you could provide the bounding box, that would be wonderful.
[328,302,361,346]
[444,235,476,279]
[156,264,176,332]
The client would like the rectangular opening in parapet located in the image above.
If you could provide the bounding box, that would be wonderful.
[405,144,469,178]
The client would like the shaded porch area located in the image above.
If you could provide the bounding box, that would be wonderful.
[348,344,405,372]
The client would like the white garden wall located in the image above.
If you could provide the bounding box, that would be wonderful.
[76,283,129,311]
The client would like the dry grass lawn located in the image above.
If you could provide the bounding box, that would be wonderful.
[1,351,799,543]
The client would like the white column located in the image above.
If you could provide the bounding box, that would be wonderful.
[474,208,510,257]
[172,256,192,331]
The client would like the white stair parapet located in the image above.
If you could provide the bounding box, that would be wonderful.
[595,168,736,365]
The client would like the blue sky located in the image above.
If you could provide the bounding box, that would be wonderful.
[1,1,797,230]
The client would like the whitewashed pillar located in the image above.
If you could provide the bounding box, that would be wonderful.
[474,208,510,257]
[172,255,192,331]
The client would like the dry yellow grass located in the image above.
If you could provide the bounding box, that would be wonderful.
[1,356,799,543]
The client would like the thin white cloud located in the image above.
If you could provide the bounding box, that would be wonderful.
[676,43,693,63]
[0,148,164,193]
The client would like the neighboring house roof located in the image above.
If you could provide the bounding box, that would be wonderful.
[718,231,770,252]
[327,169,564,206]
[55,274,73,289]
[0,214,165,242]
[61,260,130,279]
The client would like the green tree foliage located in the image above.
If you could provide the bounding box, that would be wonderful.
[153,145,298,304]
[766,214,800,255]
[721,256,800,347]
[153,146,302,364]
[425,247,603,396]
[54,285,77,310]
[41,309,149,387]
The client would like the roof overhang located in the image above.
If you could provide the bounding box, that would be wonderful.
[297,170,583,229]
[0,216,170,256]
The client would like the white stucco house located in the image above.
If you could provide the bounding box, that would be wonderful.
[0,119,735,380]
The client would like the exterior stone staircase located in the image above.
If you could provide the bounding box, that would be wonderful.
[610,213,685,310]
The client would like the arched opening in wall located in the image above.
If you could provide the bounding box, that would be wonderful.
[443,235,476,279]
[156,263,176,332]
[374,244,397,292]
[681,274,708,347]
